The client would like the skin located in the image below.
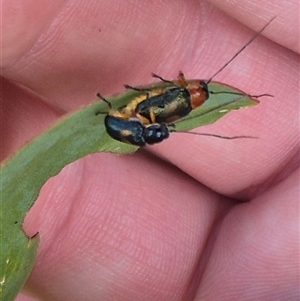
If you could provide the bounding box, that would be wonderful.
[1,0,299,300]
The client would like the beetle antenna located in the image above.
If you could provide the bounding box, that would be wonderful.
[209,91,274,98]
[206,17,276,84]
[171,130,258,140]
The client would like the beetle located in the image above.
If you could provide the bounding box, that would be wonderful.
[124,72,209,124]
[97,93,170,146]
[97,92,255,146]
[104,115,169,146]
[121,18,274,125]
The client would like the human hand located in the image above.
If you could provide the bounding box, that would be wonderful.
[2,0,298,300]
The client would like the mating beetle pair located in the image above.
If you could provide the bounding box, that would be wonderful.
[97,19,274,146]
[97,71,209,146]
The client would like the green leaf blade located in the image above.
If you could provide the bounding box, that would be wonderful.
[0,79,259,299]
